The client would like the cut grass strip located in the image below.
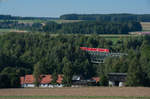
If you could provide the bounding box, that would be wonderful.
[0,96,150,99]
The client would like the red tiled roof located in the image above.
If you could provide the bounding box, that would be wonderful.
[20,74,63,84]
[40,75,52,84]
[21,75,99,84]
[20,77,25,84]
[92,77,100,83]
[24,75,34,84]
[57,75,63,84]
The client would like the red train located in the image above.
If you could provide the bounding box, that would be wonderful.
[80,47,109,53]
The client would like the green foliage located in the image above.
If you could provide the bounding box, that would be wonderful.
[126,57,143,86]
[51,70,58,85]
[0,33,150,87]
[62,57,73,86]
[43,21,141,34]
[0,15,57,20]
[99,75,108,86]
[33,62,41,87]
[60,14,150,22]
[0,74,11,88]
[0,67,22,88]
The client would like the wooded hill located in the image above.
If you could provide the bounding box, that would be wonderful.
[0,15,58,20]
[0,20,142,34]
[43,21,142,34]
[0,14,146,34]
[0,33,150,87]
[60,14,150,22]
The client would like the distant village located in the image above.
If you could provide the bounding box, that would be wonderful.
[20,73,127,88]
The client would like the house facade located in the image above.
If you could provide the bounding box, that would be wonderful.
[108,73,127,87]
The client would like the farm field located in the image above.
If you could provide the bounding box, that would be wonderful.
[0,19,82,24]
[141,22,150,31]
[0,29,28,34]
[49,34,140,44]
[52,19,82,24]
[18,19,82,24]
[0,87,150,99]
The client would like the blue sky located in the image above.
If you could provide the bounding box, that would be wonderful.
[0,0,150,17]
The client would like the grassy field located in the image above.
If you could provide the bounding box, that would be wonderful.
[0,87,150,99]
[17,19,82,24]
[141,22,150,31]
[0,29,20,34]
[0,29,28,33]
[52,19,82,24]
[49,34,139,44]
[0,19,82,24]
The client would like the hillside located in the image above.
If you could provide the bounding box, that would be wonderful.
[60,14,150,22]
[0,33,150,88]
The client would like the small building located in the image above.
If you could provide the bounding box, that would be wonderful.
[20,74,63,88]
[40,75,53,87]
[72,75,100,86]
[108,73,127,87]
[20,75,35,87]
[20,74,99,88]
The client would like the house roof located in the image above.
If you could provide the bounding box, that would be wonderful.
[108,73,127,76]
[20,74,63,84]
[24,75,34,84]
[40,75,53,84]
[20,74,99,85]
[20,77,25,85]
[57,75,63,84]
[72,75,82,81]
[92,77,100,83]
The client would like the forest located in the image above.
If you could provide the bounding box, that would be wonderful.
[1,14,150,22]
[0,14,144,35]
[60,14,150,22]
[43,21,141,34]
[0,20,142,34]
[0,33,150,87]
[0,15,57,20]
[0,20,43,31]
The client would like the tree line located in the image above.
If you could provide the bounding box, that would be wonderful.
[1,14,150,22]
[0,20,43,31]
[43,21,142,34]
[60,14,150,22]
[0,15,57,20]
[0,20,142,34]
[0,33,150,87]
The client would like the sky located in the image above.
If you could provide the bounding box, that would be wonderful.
[0,0,150,17]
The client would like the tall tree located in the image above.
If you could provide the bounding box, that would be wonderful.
[62,57,73,87]
[51,70,58,85]
[126,57,143,86]
[33,62,41,87]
